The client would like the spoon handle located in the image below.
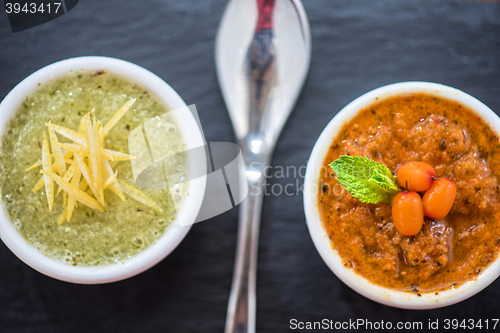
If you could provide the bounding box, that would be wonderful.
[225,162,268,333]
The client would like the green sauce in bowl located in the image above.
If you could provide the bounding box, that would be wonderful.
[0,71,187,266]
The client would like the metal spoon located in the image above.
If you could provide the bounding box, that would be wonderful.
[215,1,311,332]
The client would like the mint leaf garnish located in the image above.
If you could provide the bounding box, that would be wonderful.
[329,155,400,204]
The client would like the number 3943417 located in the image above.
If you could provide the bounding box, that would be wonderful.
[5,2,62,14]
[443,319,499,330]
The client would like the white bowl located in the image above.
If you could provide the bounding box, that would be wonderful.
[0,56,207,284]
[304,81,500,309]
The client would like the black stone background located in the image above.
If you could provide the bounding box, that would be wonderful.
[0,0,500,332]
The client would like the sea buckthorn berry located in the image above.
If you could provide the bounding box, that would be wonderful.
[392,191,424,236]
[423,178,457,220]
[396,161,436,192]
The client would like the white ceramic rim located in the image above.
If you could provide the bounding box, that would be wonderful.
[0,56,207,284]
[304,81,500,309]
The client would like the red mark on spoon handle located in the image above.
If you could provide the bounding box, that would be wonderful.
[256,0,275,32]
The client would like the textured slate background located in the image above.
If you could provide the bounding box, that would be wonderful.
[1,0,500,332]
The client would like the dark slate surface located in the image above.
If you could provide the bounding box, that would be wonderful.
[1,0,500,332]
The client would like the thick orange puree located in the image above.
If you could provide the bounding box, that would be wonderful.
[319,93,500,292]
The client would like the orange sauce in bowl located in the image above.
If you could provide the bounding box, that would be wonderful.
[319,93,500,292]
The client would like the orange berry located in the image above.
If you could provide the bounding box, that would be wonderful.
[423,178,456,220]
[392,191,424,236]
[397,161,436,192]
